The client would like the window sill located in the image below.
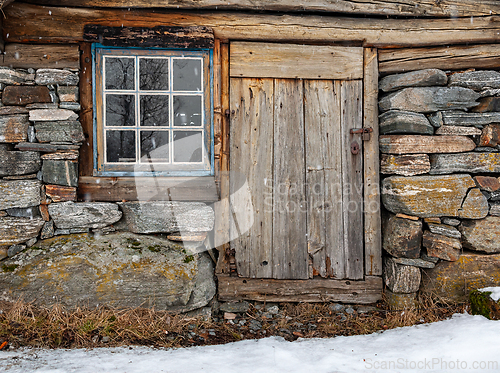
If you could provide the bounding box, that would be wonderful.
[77,176,218,202]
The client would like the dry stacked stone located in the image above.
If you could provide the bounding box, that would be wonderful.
[0,66,216,312]
[379,69,500,306]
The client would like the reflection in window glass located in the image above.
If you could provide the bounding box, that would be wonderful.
[173,95,202,127]
[173,59,202,91]
[106,94,135,127]
[140,131,169,162]
[106,130,136,162]
[140,58,169,91]
[173,131,203,162]
[105,57,135,90]
[140,95,169,127]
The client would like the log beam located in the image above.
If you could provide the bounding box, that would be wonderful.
[3,3,500,47]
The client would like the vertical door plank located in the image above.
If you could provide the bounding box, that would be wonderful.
[215,43,231,274]
[341,80,364,280]
[230,78,274,278]
[324,81,345,279]
[363,48,383,276]
[273,79,308,280]
[304,80,341,278]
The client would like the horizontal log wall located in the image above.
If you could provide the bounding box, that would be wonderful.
[18,0,500,18]
[3,3,500,47]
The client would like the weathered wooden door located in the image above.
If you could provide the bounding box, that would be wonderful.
[229,42,369,281]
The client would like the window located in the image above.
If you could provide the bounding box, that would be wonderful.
[93,46,213,176]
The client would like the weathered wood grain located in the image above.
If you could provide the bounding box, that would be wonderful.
[3,43,80,69]
[324,81,345,279]
[230,42,363,80]
[341,80,364,280]
[217,275,383,303]
[83,25,214,49]
[273,79,308,280]
[304,80,336,278]
[78,42,93,177]
[229,78,274,278]
[379,45,500,75]
[5,3,500,47]
[19,0,500,17]
[77,176,218,202]
[379,135,476,154]
[363,48,382,277]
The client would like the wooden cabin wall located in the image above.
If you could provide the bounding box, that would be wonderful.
[1,1,500,307]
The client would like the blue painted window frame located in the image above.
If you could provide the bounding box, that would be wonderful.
[92,43,214,177]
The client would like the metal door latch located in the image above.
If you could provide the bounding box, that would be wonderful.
[350,127,373,141]
[351,141,360,155]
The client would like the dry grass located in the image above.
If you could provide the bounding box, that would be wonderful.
[0,294,466,350]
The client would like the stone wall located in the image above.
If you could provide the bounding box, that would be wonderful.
[0,66,216,312]
[379,69,500,305]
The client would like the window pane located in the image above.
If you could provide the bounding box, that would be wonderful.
[106,94,135,127]
[140,131,169,162]
[173,95,202,127]
[173,130,203,163]
[106,130,136,163]
[140,95,169,127]
[173,59,202,91]
[140,58,169,91]
[105,57,135,90]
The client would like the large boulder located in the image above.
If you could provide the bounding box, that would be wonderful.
[0,232,215,312]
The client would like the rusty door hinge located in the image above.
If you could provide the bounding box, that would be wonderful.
[350,127,373,141]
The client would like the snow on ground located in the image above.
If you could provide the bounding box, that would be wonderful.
[480,286,500,302]
[1,313,499,373]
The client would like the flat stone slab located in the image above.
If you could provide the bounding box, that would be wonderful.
[428,223,461,239]
[430,153,500,174]
[0,216,44,245]
[423,231,461,261]
[379,87,480,113]
[383,214,422,259]
[472,97,500,112]
[0,179,42,210]
[474,176,500,192]
[0,232,215,311]
[2,85,52,106]
[0,67,31,85]
[117,201,215,234]
[382,174,475,218]
[460,216,500,253]
[421,252,500,302]
[35,69,79,86]
[57,86,79,102]
[34,121,85,143]
[379,110,434,135]
[42,160,78,187]
[379,69,447,93]
[383,256,421,293]
[0,114,29,143]
[0,146,41,177]
[48,201,122,229]
[392,257,435,269]
[29,109,78,122]
[379,135,476,154]
[435,125,482,136]
[449,70,500,91]
[380,154,430,176]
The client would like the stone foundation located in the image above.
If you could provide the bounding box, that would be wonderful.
[380,69,500,303]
